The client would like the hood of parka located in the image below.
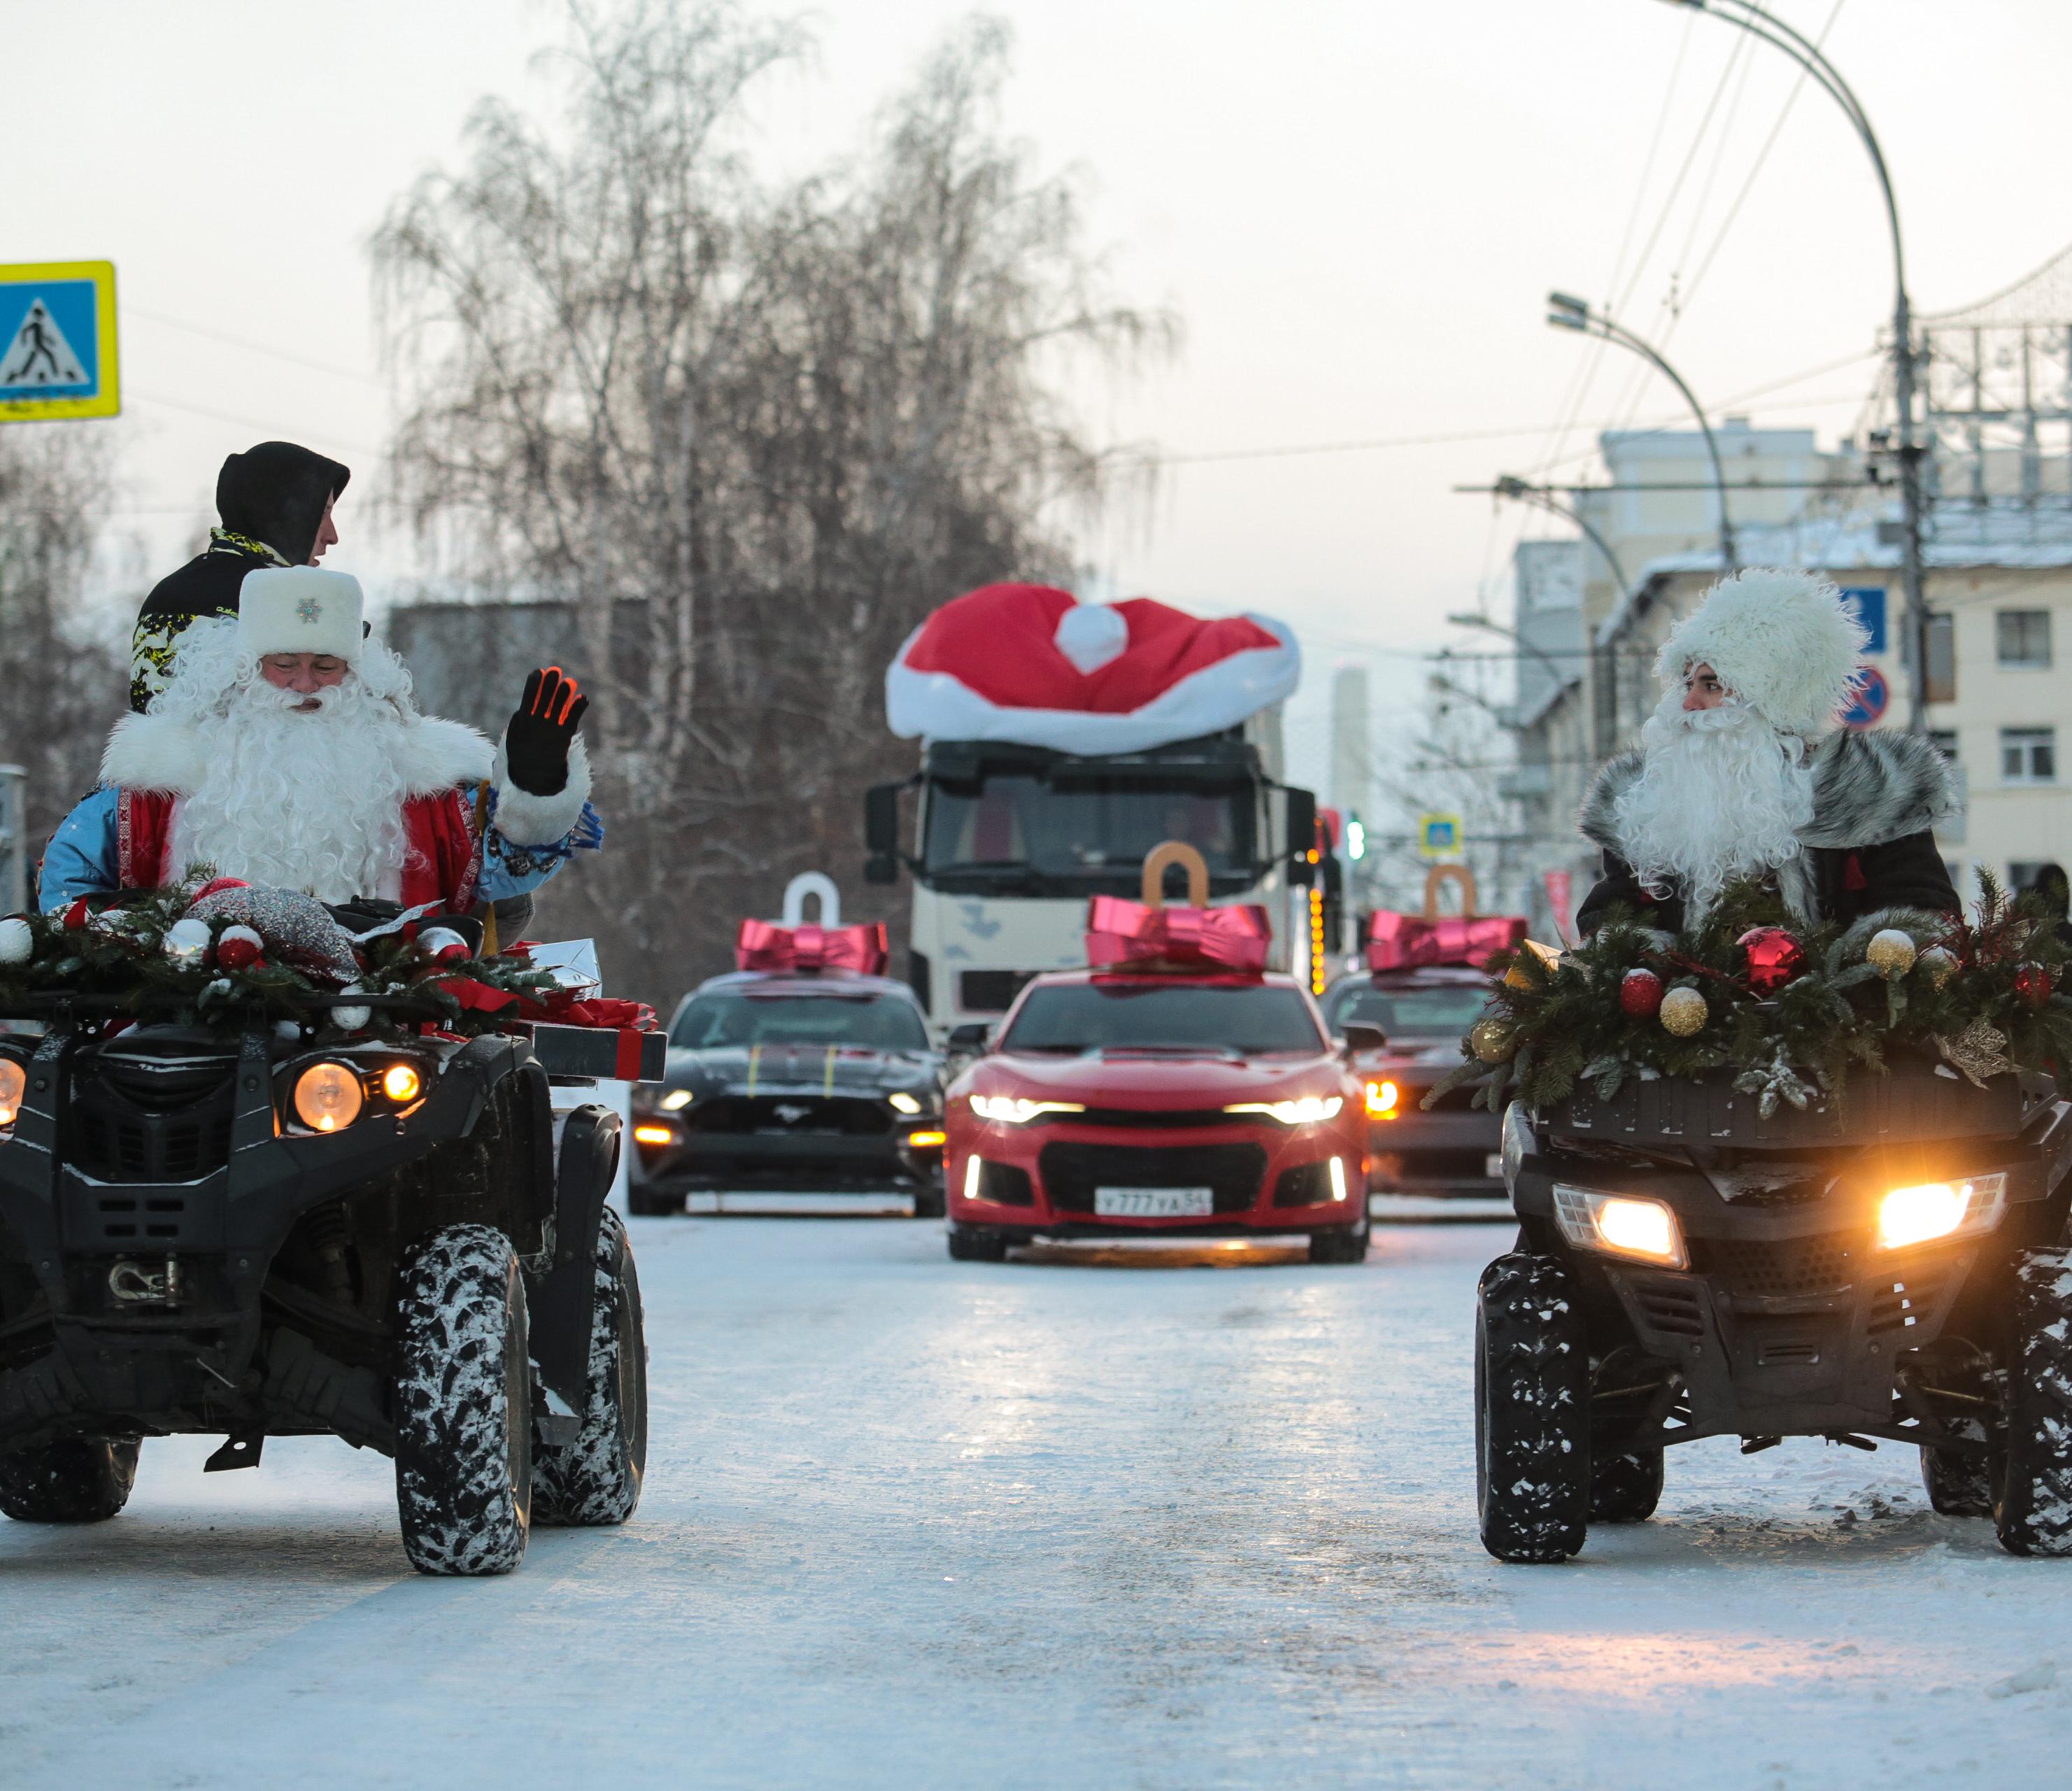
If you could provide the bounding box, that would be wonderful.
[215,441,351,567]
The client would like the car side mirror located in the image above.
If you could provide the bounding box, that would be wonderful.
[946,1021,991,1052]
[1341,1022,1387,1056]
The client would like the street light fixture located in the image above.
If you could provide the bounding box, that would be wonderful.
[1544,290,1736,572]
[1656,0,1930,730]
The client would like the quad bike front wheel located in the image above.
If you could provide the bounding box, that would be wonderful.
[0,1436,141,1523]
[1996,1245,2072,1556]
[395,1223,534,1576]
[534,1209,648,1527]
[1475,1252,1590,1563]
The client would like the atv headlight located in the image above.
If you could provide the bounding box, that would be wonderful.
[294,1061,364,1133]
[0,1057,23,1128]
[970,1094,1084,1124]
[1552,1184,1687,1269]
[1225,1096,1344,1125]
[1878,1174,2007,1251]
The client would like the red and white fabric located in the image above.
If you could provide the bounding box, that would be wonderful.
[886,583,1300,753]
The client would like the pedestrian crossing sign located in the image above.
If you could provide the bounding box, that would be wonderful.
[0,262,119,421]
[1418,812,1462,858]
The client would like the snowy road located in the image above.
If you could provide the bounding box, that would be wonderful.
[8,1217,2072,1790]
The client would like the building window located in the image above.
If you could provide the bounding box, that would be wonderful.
[2001,727,2057,784]
[1998,609,2052,668]
[1929,730,1959,763]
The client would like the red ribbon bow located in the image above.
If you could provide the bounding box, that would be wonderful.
[735,919,889,977]
[1365,911,1526,972]
[1084,897,1272,976]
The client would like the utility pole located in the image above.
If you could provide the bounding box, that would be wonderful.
[1661,0,1931,728]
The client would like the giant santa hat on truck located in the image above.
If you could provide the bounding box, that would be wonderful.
[886,583,1300,751]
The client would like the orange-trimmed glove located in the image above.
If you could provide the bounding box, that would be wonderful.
[504,667,589,795]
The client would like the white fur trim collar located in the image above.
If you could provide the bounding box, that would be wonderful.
[492,734,593,847]
[102,708,494,798]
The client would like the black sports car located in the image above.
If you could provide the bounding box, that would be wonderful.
[627,970,948,1215]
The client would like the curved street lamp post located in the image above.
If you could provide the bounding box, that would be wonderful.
[1658,0,1930,728]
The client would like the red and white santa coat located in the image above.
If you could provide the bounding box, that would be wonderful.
[39,712,597,914]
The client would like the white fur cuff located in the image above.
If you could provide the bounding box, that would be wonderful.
[492,733,592,846]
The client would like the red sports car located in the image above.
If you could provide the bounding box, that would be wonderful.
[943,969,1370,1263]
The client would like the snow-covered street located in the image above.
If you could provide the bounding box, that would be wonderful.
[8,1215,2072,1790]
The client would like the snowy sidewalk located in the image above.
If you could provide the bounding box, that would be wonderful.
[6,1218,2071,1790]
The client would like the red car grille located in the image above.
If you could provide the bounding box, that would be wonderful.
[1037,1141,1267,1215]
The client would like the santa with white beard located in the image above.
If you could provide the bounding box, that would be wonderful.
[1575,567,1958,936]
[40,567,599,926]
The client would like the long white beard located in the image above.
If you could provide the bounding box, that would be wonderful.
[171,679,415,902]
[1612,694,1815,924]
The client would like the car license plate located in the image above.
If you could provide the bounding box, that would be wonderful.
[1485,1153,1505,1179]
[1095,1186,1213,1219]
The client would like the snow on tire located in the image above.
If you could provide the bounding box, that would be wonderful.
[1475,1252,1589,1564]
[1996,1245,2072,1557]
[534,1208,648,1527]
[0,1436,140,1523]
[395,1223,533,1576]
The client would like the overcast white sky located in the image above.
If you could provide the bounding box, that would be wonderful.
[11,0,2072,792]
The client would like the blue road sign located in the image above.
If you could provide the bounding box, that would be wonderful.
[1838,586,1888,655]
[0,262,119,421]
[1841,665,1889,730]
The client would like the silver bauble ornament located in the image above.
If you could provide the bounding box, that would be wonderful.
[1866,928,1917,978]
[163,916,212,967]
[330,984,374,1033]
[1659,986,1709,1037]
[0,916,34,964]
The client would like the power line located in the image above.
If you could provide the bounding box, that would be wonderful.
[125,305,381,387]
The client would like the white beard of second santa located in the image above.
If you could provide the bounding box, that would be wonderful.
[1611,691,1817,925]
[171,677,417,903]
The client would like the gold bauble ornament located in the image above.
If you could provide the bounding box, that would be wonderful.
[1866,928,1918,978]
[1659,985,1709,1037]
[1470,1017,1514,1063]
[1917,944,1959,990]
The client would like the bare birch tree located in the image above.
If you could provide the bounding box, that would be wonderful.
[371,1,1168,996]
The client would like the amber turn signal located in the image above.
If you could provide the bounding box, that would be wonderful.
[632,1124,678,1147]
[294,1062,364,1133]
[0,1058,23,1128]
[908,1129,947,1149]
[381,1062,423,1103]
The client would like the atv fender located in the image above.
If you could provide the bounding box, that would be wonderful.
[525,1105,621,1427]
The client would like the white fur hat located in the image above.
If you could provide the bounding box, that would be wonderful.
[1653,567,1868,737]
[238,567,364,663]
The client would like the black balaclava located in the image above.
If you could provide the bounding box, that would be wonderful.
[215,441,352,565]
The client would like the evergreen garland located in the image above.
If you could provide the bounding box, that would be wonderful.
[1431,874,2072,1114]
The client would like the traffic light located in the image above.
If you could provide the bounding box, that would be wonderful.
[1345,813,1365,860]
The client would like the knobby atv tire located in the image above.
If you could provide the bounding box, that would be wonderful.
[1996,1245,2072,1556]
[1588,1449,1664,1524]
[534,1209,648,1527]
[395,1223,533,1576]
[1475,1252,1589,1563]
[0,1436,140,1523]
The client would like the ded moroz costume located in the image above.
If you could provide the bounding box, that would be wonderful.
[1575,567,1959,937]
[43,567,601,924]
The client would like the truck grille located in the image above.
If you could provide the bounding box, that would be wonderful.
[1037,1141,1266,1215]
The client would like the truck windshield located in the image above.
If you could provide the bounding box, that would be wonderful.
[922,773,1256,895]
[671,993,930,1052]
[1001,983,1325,1055]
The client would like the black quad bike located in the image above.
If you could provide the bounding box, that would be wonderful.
[1477,1061,2072,1562]
[0,986,660,1576]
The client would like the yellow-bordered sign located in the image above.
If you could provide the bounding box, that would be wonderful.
[0,261,119,422]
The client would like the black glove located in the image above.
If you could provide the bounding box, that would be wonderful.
[504,667,589,796]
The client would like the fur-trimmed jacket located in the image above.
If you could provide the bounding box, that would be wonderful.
[1575,728,1959,936]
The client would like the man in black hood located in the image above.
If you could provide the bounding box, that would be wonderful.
[129,441,350,712]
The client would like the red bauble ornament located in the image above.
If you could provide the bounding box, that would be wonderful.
[213,925,267,972]
[1619,967,1665,1019]
[2015,964,2055,1008]
[1738,926,1807,996]
[418,926,472,965]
